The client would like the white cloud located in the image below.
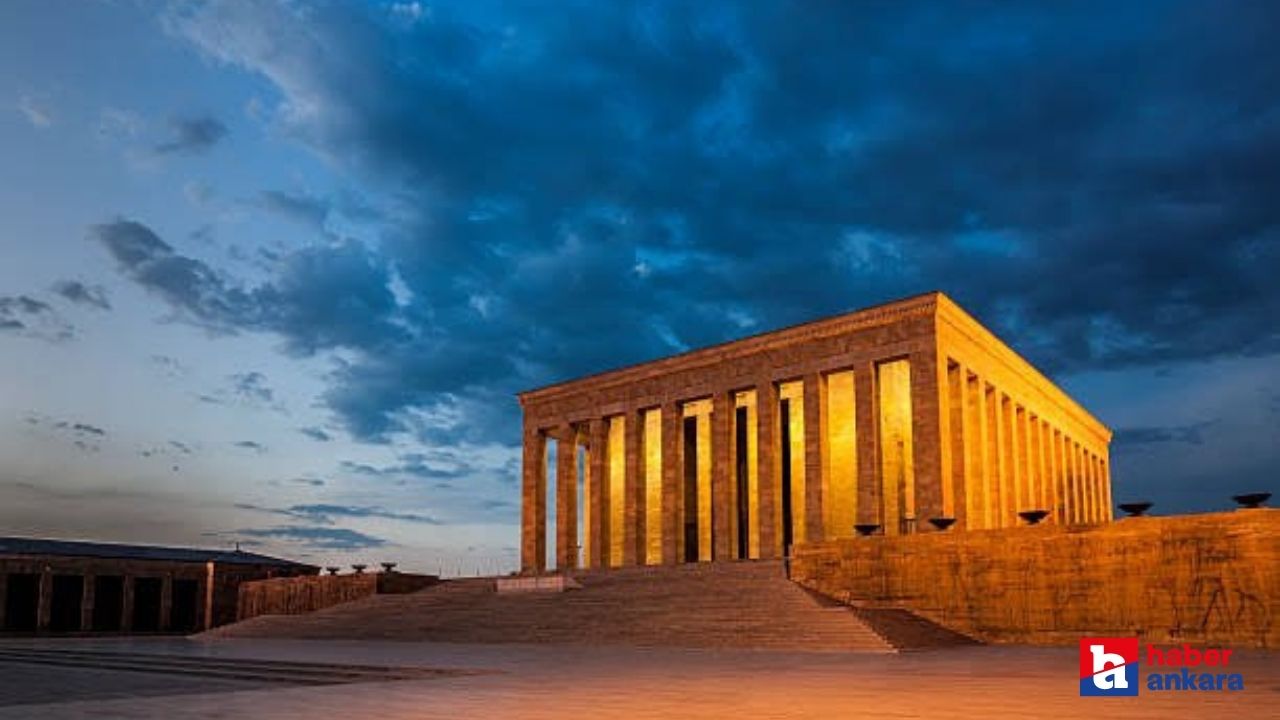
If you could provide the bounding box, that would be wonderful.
[17,96,52,128]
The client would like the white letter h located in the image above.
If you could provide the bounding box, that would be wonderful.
[1090,645,1128,690]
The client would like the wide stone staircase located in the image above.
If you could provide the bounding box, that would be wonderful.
[208,561,916,652]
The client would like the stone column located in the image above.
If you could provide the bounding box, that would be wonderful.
[80,574,95,631]
[586,418,609,569]
[711,391,733,560]
[999,394,1015,526]
[983,384,1003,525]
[965,371,989,530]
[936,356,956,526]
[160,575,173,631]
[1017,407,1031,514]
[36,569,52,632]
[756,380,780,558]
[910,351,945,530]
[1090,453,1102,524]
[1102,458,1113,522]
[1068,440,1080,524]
[121,575,135,631]
[202,562,215,631]
[661,401,682,565]
[1035,419,1049,516]
[947,363,969,528]
[555,425,579,571]
[520,423,547,573]
[622,408,645,566]
[802,373,826,542]
[853,365,879,528]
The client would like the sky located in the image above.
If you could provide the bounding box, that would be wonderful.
[1,1,1277,574]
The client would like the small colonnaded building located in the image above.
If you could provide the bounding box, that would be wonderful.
[0,536,315,634]
[517,291,1113,572]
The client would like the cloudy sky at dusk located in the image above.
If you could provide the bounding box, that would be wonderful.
[2,1,1277,573]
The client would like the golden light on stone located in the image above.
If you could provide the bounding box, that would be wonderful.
[823,370,857,539]
[681,399,714,562]
[643,408,663,565]
[734,390,760,558]
[608,415,626,567]
[778,380,806,544]
[876,359,914,535]
[517,293,1114,573]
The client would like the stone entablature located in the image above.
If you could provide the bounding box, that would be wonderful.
[517,291,1113,574]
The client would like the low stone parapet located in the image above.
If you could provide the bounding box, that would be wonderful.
[237,572,438,621]
[495,575,581,594]
[791,509,1278,648]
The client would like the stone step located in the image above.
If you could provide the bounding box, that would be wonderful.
[208,561,896,652]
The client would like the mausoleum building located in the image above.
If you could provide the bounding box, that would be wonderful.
[517,292,1112,573]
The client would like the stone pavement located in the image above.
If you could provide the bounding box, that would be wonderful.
[0,637,1275,719]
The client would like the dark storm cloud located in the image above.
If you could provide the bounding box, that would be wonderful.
[230,371,274,404]
[1113,421,1217,449]
[258,190,330,230]
[233,525,387,550]
[237,502,442,525]
[91,218,402,352]
[51,280,111,310]
[339,452,473,482]
[0,294,73,341]
[144,2,1280,452]
[299,426,332,442]
[153,115,228,155]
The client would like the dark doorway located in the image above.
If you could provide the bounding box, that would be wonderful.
[49,575,84,632]
[683,416,699,563]
[3,574,39,631]
[780,398,794,556]
[170,579,199,633]
[92,576,124,631]
[132,577,163,632]
[735,406,750,559]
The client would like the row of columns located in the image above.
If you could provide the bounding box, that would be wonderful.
[522,362,917,573]
[521,357,1112,573]
[943,360,1111,530]
[0,568,210,633]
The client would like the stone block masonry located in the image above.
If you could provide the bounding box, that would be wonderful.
[791,509,1279,648]
[518,291,1112,573]
[236,572,439,621]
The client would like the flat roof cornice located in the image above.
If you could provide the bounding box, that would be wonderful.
[518,291,942,404]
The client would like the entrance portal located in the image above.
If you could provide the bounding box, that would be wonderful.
[49,575,83,632]
[132,577,162,632]
[3,573,39,631]
[92,576,124,631]
[682,416,699,562]
[779,398,794,555]
[735,406,749,559]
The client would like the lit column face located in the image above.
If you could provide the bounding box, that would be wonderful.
[608,416,625,567]
[734,391,760,558]
[682,399,713,562]
[778,380,806,546]
[546,439,557,569]
[824,370,857,539]
[877,359,914,535]
[643,409,663,565]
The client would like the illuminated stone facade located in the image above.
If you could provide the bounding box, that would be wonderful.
[517,292,1113,573]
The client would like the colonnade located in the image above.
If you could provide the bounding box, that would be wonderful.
[520,354,1112,573]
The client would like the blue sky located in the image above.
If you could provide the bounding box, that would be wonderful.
[2,1,1277,573]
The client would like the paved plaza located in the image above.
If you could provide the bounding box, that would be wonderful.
[0,637,1275,719]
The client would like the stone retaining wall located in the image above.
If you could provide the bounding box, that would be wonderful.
[791,510,1278,648]
[237,572,438,621]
